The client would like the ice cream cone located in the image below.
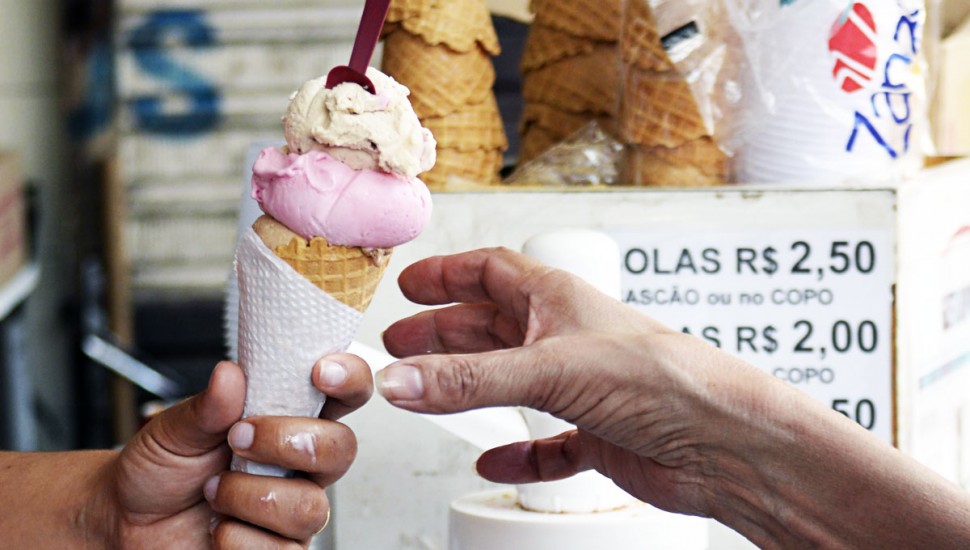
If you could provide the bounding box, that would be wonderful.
[620,0,675,72]
[522,45,618,116]
[618,67,709,148]
[232,226,366,478]
[423,147,503,187]
[530,0,622,42]
[253,215,391,312]
[401,0,501,55]
[423,95,508,152]
[520,24,599,73]
[387,0,436,24]
[382,29,495,119]
[233,64,434,477]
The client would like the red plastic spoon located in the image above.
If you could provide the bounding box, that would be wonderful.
[325,0,392,94]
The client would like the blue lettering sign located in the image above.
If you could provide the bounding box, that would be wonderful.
[127,10,221,136]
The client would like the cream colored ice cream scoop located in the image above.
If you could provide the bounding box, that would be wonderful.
[283,68,436,177]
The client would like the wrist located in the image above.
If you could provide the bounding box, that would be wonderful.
[75,450,121,550]
[695,356,838,547]
[0,450,120,549]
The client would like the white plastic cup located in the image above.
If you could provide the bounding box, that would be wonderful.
[515,408,636,513]
[521,229,622,298]
[732,0,926,184]
[450,490,709,550]
[516,230,634,513]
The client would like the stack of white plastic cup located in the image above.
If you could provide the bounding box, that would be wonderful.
[732,0,926,184]
[517,230,636,514]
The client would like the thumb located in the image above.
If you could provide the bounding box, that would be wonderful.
[376,346,557,414]
[476,431,586,484]
[140,361,246,457]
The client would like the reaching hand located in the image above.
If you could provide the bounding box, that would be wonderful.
[106,354,372,549]
[376,247,821,517]
[376,247,970,549]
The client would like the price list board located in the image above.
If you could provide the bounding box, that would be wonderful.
[612,229,895,444]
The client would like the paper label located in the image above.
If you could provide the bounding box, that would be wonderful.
[611,228,894,444]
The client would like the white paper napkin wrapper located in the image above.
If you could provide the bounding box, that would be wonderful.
[232,227,363,476]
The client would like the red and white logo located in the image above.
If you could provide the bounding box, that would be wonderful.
[828,2,878,93]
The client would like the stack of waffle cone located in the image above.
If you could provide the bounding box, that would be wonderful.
[519,0,622,163]
[618,0,727,186]
[382,0,508,187]
[252,215,390,312]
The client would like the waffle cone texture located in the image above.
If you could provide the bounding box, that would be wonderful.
[517,0,621,163]
[383,0,507,186]
[253,215,390,312]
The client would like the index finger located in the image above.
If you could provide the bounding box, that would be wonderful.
[399,248,553,310]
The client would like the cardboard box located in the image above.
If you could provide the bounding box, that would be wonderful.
[931,15,970,155]
[0,153,26,288]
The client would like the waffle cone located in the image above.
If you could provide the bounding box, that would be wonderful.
[647,136,727,178]
[519,124,562,163]
[381,21,399,38]
[619,67,709,148]
[620,0,674,72]
[252,215,390,313]
[522,45,618,116]
[521,24,599,73]
[520,102,613,140]
[530,0,621,41]
[622,145,722,187]
[423,95,508,151]
[382,29,495,119]
[387,0,436,24]
[423,147,503,187]
[401,0,501,55]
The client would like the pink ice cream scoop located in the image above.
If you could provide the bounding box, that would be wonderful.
[252,147,432,249]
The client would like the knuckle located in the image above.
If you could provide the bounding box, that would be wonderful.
[294,489,329,529]
[333,428,358,472]
[211,521,233,549]
[435,357,479,405]
[298,490,326,516]
[525,344,567,411]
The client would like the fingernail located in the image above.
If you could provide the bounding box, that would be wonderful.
[203,475,220,502]
[377,364,424,401]
[209,515,221,534]
[316,359,348,387]
[229,422,254,451]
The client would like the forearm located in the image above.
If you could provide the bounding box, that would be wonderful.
[706,367,970,548]
[0,450,118,549]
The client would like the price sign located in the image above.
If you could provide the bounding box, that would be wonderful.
[611,229,894,443]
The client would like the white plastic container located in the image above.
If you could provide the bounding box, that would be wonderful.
[450,490,708,550]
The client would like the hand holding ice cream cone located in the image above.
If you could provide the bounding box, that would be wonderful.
[232,66,434,476]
